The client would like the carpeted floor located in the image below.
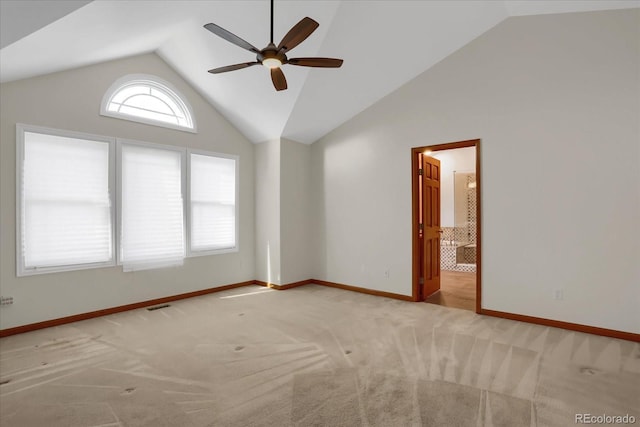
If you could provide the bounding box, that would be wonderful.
[1,284,638,426]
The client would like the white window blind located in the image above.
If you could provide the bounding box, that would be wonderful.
[120,143,185,270]
[20,131,113,272]
[190,153,237,252]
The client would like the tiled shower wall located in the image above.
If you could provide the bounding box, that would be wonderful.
[466,174,477,245]
[441,227,456,242]
[441,173,477,272]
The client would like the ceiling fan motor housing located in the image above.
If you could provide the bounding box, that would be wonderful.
[258,43,288,65]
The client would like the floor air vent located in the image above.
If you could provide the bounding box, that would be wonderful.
[147,304,170,311]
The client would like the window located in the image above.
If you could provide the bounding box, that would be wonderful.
[16,124,239,276]
[189,151,238,254]
[119,141,185,271]
[101,74,196,133]
[16,124,115,276]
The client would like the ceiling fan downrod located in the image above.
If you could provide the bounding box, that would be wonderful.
[270,0,274,44]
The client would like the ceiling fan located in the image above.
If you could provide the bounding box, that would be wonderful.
[204,0,343,91]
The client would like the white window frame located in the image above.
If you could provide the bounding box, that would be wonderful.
[101,74,197,134]
[15,125,239,277]
[16,123,116,276]
[116,138,188,267]
[186,149,240,257]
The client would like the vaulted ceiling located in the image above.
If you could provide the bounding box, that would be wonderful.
[1,0,637,144]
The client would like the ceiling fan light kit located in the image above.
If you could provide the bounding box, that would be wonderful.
[262,57,282,69]
[204,0,343,91]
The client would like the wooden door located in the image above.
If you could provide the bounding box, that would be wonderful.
[422,155,441,298]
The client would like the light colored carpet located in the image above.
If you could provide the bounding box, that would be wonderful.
[1,284,638,426]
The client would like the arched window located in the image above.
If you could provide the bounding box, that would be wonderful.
[101,74,196,133]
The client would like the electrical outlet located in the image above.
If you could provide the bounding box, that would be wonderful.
[553,289,564,301]
[384,269,390,278]
[0,296,14,306]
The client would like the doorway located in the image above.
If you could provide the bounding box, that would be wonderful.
[411,139,481,313]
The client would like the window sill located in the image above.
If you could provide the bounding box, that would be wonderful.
[17,260,116,277]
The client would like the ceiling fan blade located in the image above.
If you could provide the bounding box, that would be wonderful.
[277,17,319,52]
[288,57,344,68]
[270,68,288,91]
[208,62,260,74]
[204,23,260,54]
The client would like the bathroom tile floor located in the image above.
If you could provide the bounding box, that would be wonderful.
[425,270,476,311]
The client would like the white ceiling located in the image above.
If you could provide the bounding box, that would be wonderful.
[1,0,638,144]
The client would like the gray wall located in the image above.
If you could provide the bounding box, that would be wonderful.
[311,9,640,333]
[254,138,312,285]
[0,53,256,329]
[255,139,281,284]
[280,138,312,284]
